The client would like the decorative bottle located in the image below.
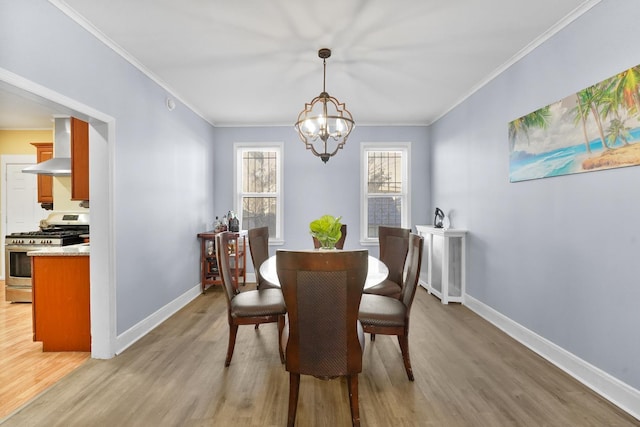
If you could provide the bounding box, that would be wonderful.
[229,211,240,232]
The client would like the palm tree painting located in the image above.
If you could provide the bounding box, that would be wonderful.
[509,65,640,182]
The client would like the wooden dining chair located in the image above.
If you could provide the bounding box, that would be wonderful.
[248,226,279,290]
[216,232,286,366]
[358,233,423,381]
[363,225,410,299]
[276,249,368,427]
[312,223,347,249]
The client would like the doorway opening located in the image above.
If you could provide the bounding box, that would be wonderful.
[0,69,115,360]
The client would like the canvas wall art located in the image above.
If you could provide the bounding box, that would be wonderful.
[509,65,640,182]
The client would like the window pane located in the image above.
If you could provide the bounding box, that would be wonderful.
[367,151,402,193]
[367,196,402,238]
[242,151,277,193]
[241,196,277,235]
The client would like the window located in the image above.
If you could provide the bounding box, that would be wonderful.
[361,143,410,243]
[235,143,283,242]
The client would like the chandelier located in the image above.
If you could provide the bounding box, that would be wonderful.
[295,48,355,163]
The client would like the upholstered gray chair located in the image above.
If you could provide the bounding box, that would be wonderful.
[363,225,410,299]
[277,249,368,427]
[358,233,423,381]
[216,232,286,366]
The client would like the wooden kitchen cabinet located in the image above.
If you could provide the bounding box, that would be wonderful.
[71,117,89,201]
[32,255,90,352]
[197,230,246,293]
[31,142,53,204]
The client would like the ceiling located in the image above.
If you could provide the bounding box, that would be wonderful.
[1,0,598,130]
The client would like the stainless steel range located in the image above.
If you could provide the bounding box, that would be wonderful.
[5,212,89,302]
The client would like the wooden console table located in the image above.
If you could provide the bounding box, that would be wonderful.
[197,230,246,293]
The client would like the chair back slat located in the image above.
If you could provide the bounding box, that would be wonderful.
[248,227,270,288]
[400,233,424,310]
[216,232,237,303]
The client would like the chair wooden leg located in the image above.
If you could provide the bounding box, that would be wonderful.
[287,373,300,427]
[225,323,238,367]
[397,335,414,381]
[277,315,285,364]
[347,374,360,427]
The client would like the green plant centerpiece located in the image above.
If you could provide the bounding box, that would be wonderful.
[309,214,343,249]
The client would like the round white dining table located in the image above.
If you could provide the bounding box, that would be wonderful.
[259,252,388,290]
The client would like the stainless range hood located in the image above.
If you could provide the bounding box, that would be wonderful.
[22,117,71,176]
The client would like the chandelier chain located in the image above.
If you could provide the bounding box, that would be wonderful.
[323,57,327,94]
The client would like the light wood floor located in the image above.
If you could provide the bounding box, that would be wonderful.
[0,283,89,420]
[1,284,637,426]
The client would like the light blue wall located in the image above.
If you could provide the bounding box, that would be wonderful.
[1,0,216,335]
[430,0,640,390]
[212,125,430,258]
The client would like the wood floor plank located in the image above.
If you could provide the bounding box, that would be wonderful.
[0,284,89,420]
[1,285,637,426]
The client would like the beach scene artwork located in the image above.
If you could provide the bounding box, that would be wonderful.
[509,65,640,182]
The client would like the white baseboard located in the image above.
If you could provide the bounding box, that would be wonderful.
[115,284,202,355]
[464,294,640,421]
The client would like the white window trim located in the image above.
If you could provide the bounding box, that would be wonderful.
[233,142,284,245]
[360,142,411,245]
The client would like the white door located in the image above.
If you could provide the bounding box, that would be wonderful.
[1,156,48,279]
[6,164,47,233]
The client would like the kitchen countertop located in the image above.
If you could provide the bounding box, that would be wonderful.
[27,243,90,257]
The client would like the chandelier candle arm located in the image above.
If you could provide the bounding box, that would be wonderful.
[295,48,355,163]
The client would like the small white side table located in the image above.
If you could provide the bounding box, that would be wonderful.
[416,225,467,304]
